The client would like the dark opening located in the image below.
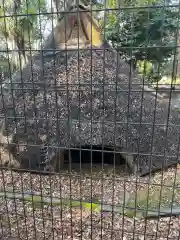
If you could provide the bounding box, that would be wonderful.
[64,145,126,166]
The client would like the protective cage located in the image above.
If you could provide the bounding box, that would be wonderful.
[0,0,180,239]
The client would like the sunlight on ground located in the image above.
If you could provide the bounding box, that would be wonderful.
[153,76,180,86]
[126,166,180,217]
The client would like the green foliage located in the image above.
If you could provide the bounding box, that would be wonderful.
[137,60,152,75]
[108,7,177,62]
[0,0,48,68]
[97,0,179,80]
[0,0,47,39]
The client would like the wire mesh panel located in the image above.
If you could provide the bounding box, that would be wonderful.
[0,0,180,239]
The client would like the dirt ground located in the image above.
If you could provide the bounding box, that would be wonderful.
[0,163,180,240]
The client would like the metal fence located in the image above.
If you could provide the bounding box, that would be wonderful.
[0,0,180,239]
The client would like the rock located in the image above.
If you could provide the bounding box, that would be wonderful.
[0,46,179,176]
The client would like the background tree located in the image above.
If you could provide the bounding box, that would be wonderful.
[94,0,179,83]
[0,0,178,86]
[0,0,49,70]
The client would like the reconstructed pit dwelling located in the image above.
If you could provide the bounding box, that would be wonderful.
[0,3,179,177]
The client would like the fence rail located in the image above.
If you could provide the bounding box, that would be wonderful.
[0,0,180,239]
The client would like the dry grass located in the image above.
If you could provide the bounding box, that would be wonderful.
[0,164,180,240]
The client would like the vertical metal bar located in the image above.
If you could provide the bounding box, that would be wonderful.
[39,0,54,239]
[126,6,137,240]
[63,3,73,240]
[0,81,12,235]
[99,0,107,239]
[90,1,93,239]
[13,5,29,239]
[24,0,41,237]
[142,2,158,239]
[0,214,4,237]
[19,174,29,240]
[153,1,175,238]
[76,2,83,240]
[115,3,126,240]
[1,0,23,237]
[107,2,117,240]
[53,2,65,240]
[165,2,180,239]
[48,0,60,239]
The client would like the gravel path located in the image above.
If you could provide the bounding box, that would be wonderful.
[0,166,180,240]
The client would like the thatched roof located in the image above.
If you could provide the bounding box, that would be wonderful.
[0,4,180,176]
[42,3,103,50]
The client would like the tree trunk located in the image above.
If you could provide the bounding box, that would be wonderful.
[128,59,137,71]
[6,39,27,71]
